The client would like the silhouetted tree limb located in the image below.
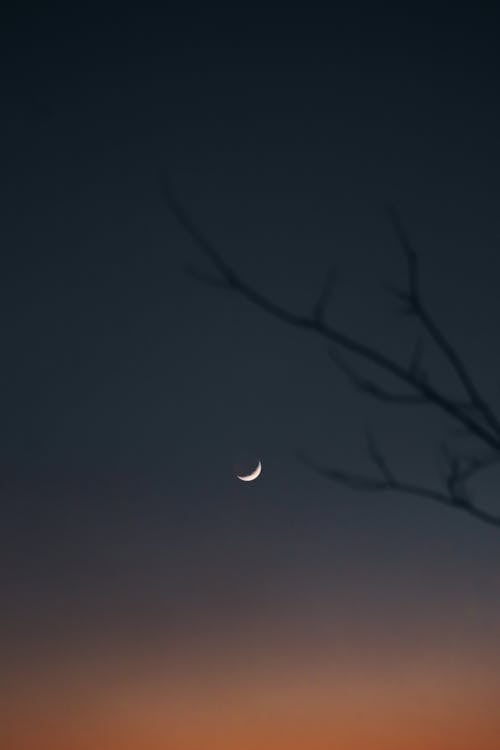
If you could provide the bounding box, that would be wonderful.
[387,207,500,439]
[327,349,428,406]
[165,183,500,529]
[301,439,500,529]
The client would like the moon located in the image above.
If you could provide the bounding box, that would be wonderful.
[237,461,262,482]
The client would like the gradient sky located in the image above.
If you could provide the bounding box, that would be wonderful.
[1,4,500,748]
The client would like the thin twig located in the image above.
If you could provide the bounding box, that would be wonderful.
[301,451,500,529]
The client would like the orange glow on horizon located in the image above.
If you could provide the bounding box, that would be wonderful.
[2,638,499,750]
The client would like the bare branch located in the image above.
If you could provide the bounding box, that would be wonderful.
[459,451,500,483]
[165,185,500,450]
[439,441,500,495]
[164,181,311,329]
[165,182,500,529]
[301,452,500,529]
[440,443,467,499]
[328,349,426,405]
[387,206,500,439]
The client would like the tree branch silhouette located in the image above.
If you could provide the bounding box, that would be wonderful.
[165,183,500,529]
[387,207,500,439]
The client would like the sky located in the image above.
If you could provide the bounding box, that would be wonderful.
[1,3,500,748]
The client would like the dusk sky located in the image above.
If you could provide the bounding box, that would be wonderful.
[1,4,500,748]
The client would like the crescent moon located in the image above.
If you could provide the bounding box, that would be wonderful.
[237,461,262,482]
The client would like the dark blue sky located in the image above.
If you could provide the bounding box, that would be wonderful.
[1,4,500,684]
